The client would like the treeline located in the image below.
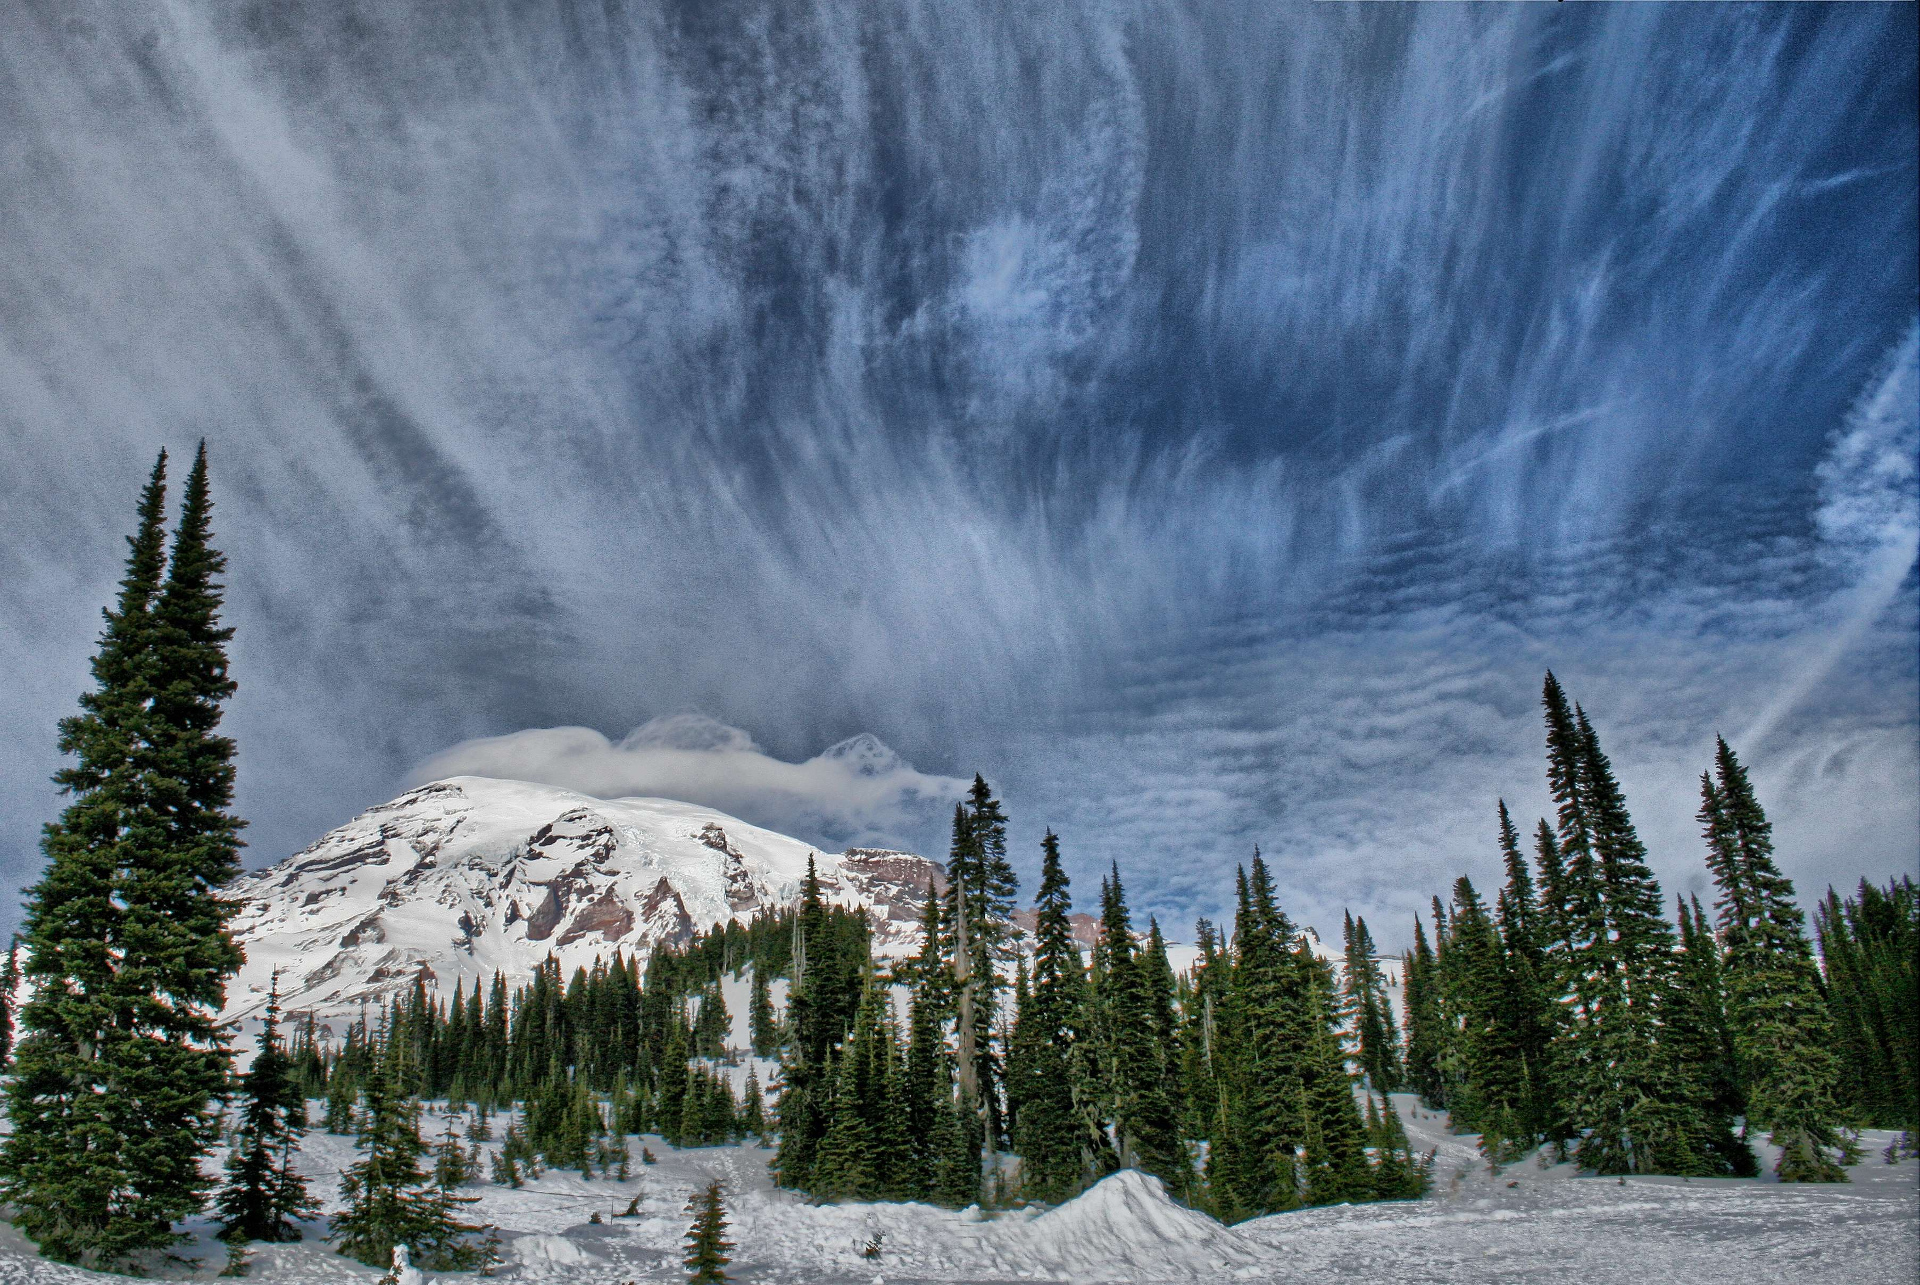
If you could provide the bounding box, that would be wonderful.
[767,779,1428,1219]
[1397,673,1916,1181]
[293,901,854,1163]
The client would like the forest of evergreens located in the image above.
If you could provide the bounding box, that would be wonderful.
[0,449,1912,1273]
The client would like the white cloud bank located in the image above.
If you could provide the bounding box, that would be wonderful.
[408,714,968,850]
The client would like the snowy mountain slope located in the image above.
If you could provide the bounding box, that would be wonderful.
[221,777,940,1030]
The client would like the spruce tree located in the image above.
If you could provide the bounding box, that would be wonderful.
[1668,895,1755,1176]
[1542,678,1724,1175]
[749,966,778,1058]
[1341,912,1400,1093]
[1093,868,1181,1184]
[1011,831,1089,1203]
[1700,741,1848,1180]
[1,450,245,1266]
[0,457,170,1265]
[1492,802,1558,1145]
[1816,877,1918,1132]
[332,1035,435,1269]
[683,1180,732,1284]
[813,1052,873,1200]
[217,976,318,1243]
[931,1087,982,1209]
[112,442,250,1237]
[943,778,1019,1151]
[1401,917,1444,1109]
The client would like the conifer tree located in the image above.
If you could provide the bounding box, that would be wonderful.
[112,442,249,1234]
[683,1180,732,1284]
[1542,677,1725,1175]
[1012,831,1089,1203]
[812,1050,873,1201]
[931,1087,982,1209]
[943,778,1019,1150]
[742,1067,767,1142]
[1700,740,1848,1180]
[0,459,171,1266]
[1401,917,1444,1109]
[1341,912,1400,1093]
[1668,895,1755,1176]
[1,450,246,1266]
[332,1035,435,1268]
[1492,802,1558,1144]
[749,966,778,1058]
[1093,868,1182,1185]
[217,976,318,1244]
[1815,877,1918,1132]
[901,983,943,1200]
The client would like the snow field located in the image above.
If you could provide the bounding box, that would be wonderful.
[0,1094,1909,1283]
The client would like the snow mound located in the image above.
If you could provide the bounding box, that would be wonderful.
[510,1231,603,1267]
[1005,1169,1268,1281]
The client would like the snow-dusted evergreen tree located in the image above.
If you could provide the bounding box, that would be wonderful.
[1700,739,1849,1180]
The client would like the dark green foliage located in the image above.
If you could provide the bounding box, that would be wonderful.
[944,779,1020,1151]
[683,1180,732,1284]
[1668,896,1756,1177]
[218,977,319,1243]
[1341,913,1400,1094]
[749,966,779,1058]
[1012,832,1091,1203]
[0,449,247,1268]
[931,1087,983,1208]
[1701,741,1848,1180]
[0,938,19,1067]
[1401,917,1445,1110]
[1542,678,1728,1176]
[1817,876,1918,1131]
[331,1030,488,1271]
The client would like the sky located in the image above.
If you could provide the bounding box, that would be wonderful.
[2,1,1915,952]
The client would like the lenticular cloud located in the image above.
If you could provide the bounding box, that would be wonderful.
[408,714,967,850]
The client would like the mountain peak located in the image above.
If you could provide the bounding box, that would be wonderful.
[221,776,937,1033]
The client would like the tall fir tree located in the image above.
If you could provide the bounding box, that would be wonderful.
[1815,877,1918,1132]
[0,454,172,1265]
[1,449,246,1266]
[1668,895,1756,1177]
[217,975,318,1243]
[748,965,778,1058]
[1401,916,1444,1110]
[1541,677,1728,1175]
[1340,912,1400,1093]
[1699,740,1848,1180]
[943,778,1019,1151]
[1011,831,1090,1203]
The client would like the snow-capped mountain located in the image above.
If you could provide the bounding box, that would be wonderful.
[221,776,940,1032]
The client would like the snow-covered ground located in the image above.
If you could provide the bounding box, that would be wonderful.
[0,1098,1910,1283]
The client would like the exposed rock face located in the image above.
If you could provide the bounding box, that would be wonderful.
[221,776,939,1031]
